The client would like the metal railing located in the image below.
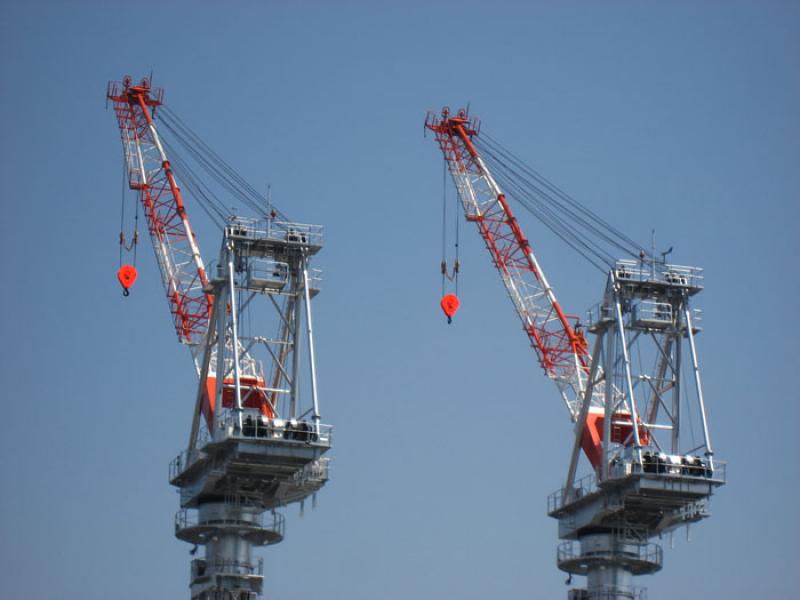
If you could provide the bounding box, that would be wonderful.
[549,457,725,512]
[549,472,599,513]
[293,456,331,484]
[219,412,333,446]
[225,217,324,248]
[169,417,333,482]
[558,540,663,569]
[631,300,673,327]
[587,302,702,330]
[248,259,289,290]
[614,259,703,289]
[583,585,648,600]
[193,556,264,577]
[175,508,285,537]
[609,455,727,482]
[169,432,210,481]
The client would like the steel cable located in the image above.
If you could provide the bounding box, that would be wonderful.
[474,132,649,271]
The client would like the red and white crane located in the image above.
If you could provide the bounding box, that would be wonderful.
[107,76,331,600]
[107,76,277,433]
[426,107,724,600]
[425,108,621,468]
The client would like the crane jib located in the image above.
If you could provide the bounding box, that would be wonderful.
[426,107,611,467]
[108,77,212,349]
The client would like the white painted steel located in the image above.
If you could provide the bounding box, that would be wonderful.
[302,256,321,434]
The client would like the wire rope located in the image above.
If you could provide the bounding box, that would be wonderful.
[471,131,650,273]
[479,132,647,257]
[159,105,288,222]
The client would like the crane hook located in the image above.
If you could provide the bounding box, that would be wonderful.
[117,264,138,297]
[440,293,460,324]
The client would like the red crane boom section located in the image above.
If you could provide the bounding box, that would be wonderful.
[426,108,652,470]
[108,77,211,348]
[427,110,589,385]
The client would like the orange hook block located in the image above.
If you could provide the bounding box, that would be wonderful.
[440,293,460,324]
[117,264,138,296]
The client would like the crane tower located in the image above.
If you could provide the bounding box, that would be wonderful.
[426,108,725,600]
[108,76,331,599]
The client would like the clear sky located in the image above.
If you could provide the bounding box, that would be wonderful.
[1,1,798,599]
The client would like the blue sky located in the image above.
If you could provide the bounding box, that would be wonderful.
[1,1,798,598]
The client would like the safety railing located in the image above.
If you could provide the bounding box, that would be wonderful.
[169,431,211,481]
[608,454,726,482]
[293,456,331,484]
[587,302,702,330]
[193,556,264,577]
[586,302,613,328]
[175,508,285,537]
[558,540,663,569]
[614,259,703,289]
[106,78,164,105]
[576,585,648,600]
[225,217,324,248]
[549,457,725,513]
[631,300,673,328]
[218,412,333,446]
[548,472,599,513]
[248,259,289,290]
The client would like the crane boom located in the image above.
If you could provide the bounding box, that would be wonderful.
[107,76,211,352]
[426,108,589,417]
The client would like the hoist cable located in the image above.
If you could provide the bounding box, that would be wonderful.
[493,158,618,267]
[441,158,447,297]
[479,132,647,257]
[158,112,262,217]
[163,105,270,213]
[161,137,227,229]
[490,166,611,272]
[159,105,287,221]
[159,116,264,217]
[479,143,615,271]
[119,153,140,265]
[119,153,126,268]
[163,138,227,224]
[132,189,139,264]
[479,140,632,263]
[454,171,460,296]
[475,132,650,267]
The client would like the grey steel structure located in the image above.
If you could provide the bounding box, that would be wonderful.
[550,259,725,600]
[169,217,332,600]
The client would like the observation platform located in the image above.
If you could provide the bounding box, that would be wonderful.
[175,508,285,546]
[557,538,663,576]
[587,260,704,335]
[225,217,323,257]
[169,415,332,509]
[549,458,726,540]
[613,260,703,295]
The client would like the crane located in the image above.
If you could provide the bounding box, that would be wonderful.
[426,107,725,600]
[108,75,332,600]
